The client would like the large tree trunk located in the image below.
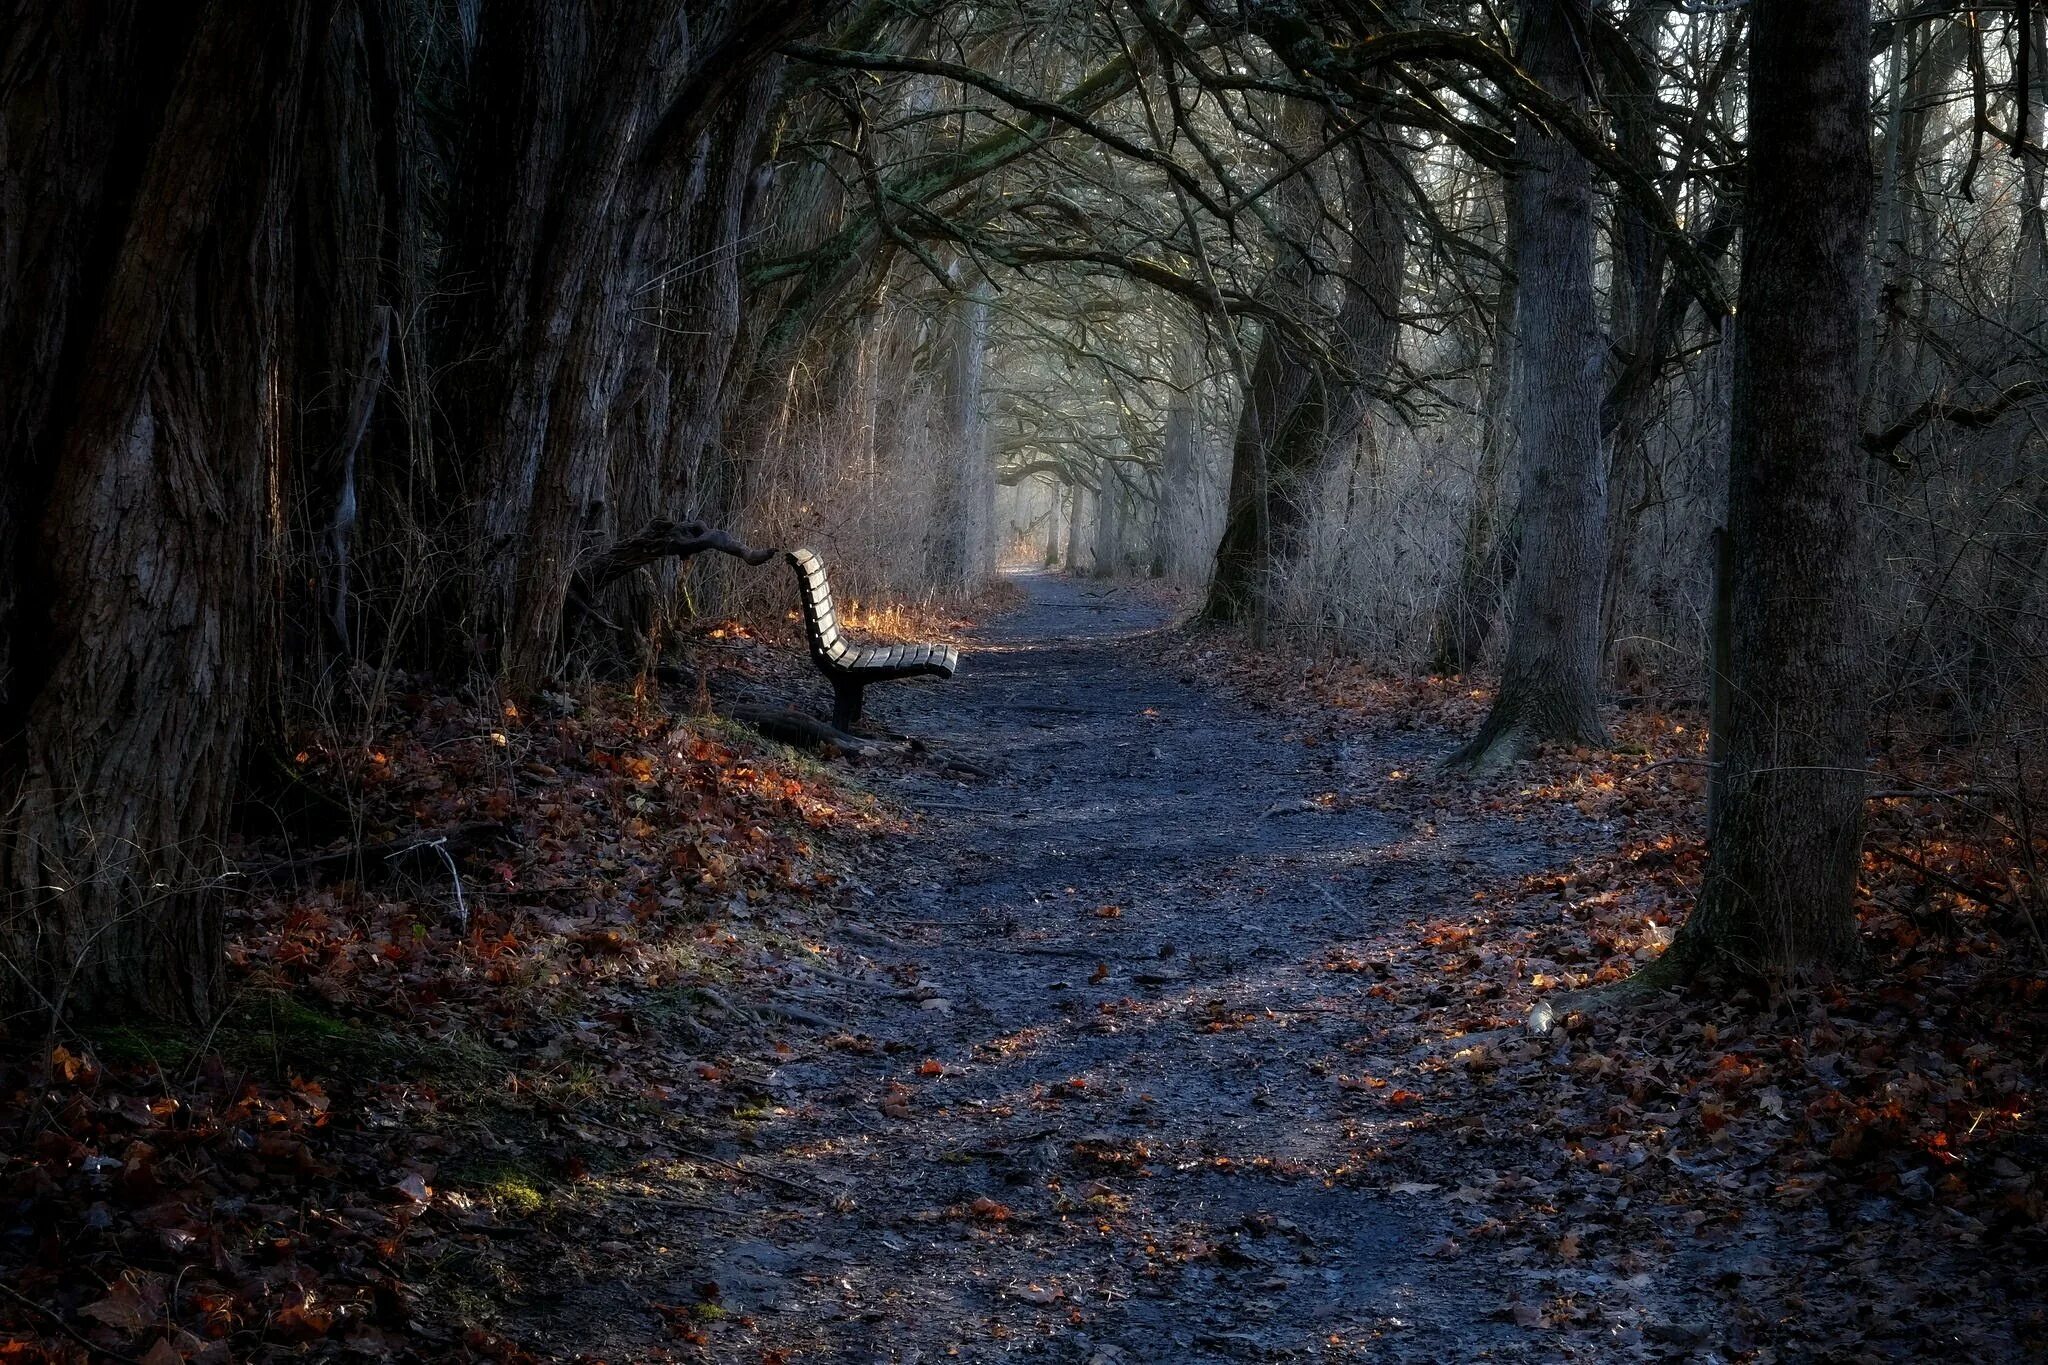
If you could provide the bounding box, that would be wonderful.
[440,1,809,693]
[1446,0,1609,771]
[0,0,823,1023]
[456,0,692,690]
[1669,0,1873,975]
[1205,310,1312,619]
[0,0,317,1020]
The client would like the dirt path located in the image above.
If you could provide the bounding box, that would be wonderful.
[528,571,1653,1361]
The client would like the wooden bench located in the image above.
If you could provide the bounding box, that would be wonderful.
[788,548,959,729]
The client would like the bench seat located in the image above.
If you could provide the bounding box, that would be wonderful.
[788,548,959,728]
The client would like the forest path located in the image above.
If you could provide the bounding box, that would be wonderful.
[537,570,1607,1362]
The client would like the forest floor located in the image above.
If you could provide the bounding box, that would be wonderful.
[6,570,2043,1363]
[509,570,2043,1363]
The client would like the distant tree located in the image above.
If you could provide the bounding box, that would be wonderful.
[1204,115,1408,628]
[1445,0,1610,771]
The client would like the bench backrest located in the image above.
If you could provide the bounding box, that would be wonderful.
[788,549,853,666]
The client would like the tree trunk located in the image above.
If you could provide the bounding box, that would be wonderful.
[1670,0,1873,976]
[1204,118,1405,624]
[1092,475,1124,577]
[1446,0,1609,771]
[1065,482,1087,572]
[472,1,694,691]
[1154,324,1207,581]
[1430,208,1519,674]
[0,0,822,1023]
[0,0,317,1021]
[927,274,995,592]
[1596,0,1668,673]
[440,1,804,692]
[1205,312,1310,618]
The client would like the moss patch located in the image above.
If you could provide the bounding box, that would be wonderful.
[81,990,494,1089]
[447,1156,553,1218]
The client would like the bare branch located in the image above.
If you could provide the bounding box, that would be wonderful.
[1864,378,2048,459]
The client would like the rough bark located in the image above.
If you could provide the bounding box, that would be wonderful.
[1669,0,1873,976]
[0,0,317,1021]
[636,60,786,630]
[0,0,820,1022]
[435,1,801,692]
[466,0,693,688]
[1445,0,1609,771]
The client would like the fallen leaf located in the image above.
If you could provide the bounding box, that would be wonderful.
[81,1275,161,1334]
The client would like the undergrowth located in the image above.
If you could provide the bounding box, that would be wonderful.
[1,654,892,1363]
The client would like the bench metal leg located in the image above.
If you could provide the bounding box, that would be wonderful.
[831,679,865,731]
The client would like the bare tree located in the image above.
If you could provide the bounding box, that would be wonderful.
[1446,0,1610,771]
[1669,0,1875,975]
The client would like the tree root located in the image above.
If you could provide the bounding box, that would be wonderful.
[1440,717,1537,774]
[727,704,891,758]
